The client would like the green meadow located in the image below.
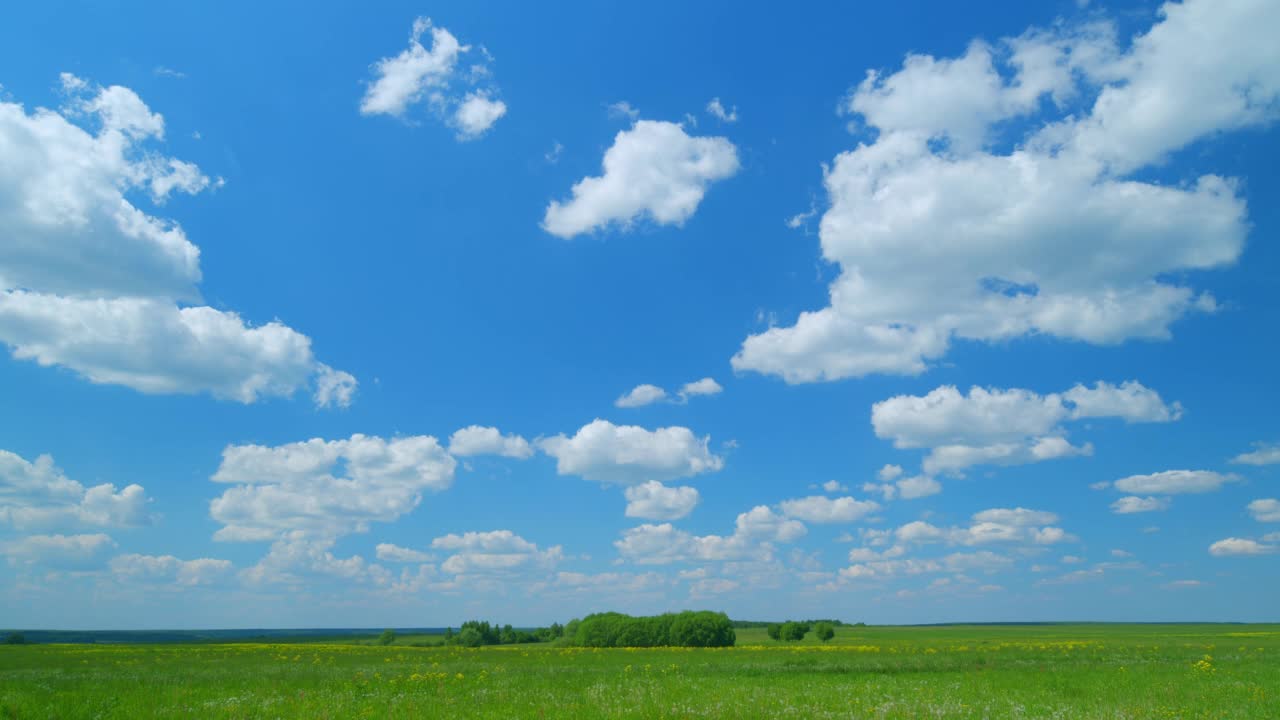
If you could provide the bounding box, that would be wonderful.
[2,624,1278,719]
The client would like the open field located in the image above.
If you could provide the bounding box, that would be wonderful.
[2,624,1278,718]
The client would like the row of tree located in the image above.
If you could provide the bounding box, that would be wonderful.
[561,611,736,648]
[766,620,836,642]
[442,621,566,647]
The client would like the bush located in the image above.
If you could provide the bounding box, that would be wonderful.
[814,622,835,643]
[568,611,734,648]
[378,629,396,646]
[767,624,782,640]
[4,632,25,645]
[457,627,484,648]
[781,621,810,641]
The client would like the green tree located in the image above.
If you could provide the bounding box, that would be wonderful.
[378,629,396,646]
[766,623,782,641]
[781,621,809,641]
[814,622,835,643]
[457,627,483,648]
[4,632,25,645]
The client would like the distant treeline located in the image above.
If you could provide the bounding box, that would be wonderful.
[441,620,564,647]
[559,611,736,648]
[732,619,856,629]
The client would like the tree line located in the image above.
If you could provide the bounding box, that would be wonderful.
[561,611,736,648]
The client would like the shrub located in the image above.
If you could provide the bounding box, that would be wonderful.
[814,622,835,643]
[570,611,734,648]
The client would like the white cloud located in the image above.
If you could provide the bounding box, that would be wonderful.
[1163,579,1203,590]
[869,382,1176,476]
[878,464,904,482]
[451,91,507,140]
[615,506,805,565]
[1247,499,1280,523]
[1209,537,1274,557]
[895,475,942,499]
[1111,496,1171,514]
[734,1,1272,382]
[0,75,352,405]
[1113,470,1236,495]
[110,553,233,586]
[374,543,433,563]
[706,98,738,123]
[538,419,724,485]
[678,377,723,401]
[447,426,533,459]
[210,434,455,541]
[615,384,668,408]
[431,530,562,575]
[887,507,1073,549]
[542,120,739,238]
[607,101,640,120]
[822,480,848,493]
[624,481,699,521]
[360,18,506,139]
[0,449,149,530]
[778,495,879,524]
[360,18,465,117]
[1,533,115,569]
[1231,442,1280,466]
[1064,381,1183,422]
[240,535,390,587]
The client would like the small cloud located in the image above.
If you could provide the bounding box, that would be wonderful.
[153,66,186,79]
[545,141,564,164]
[706,97,738,123]
[608,101,639,121]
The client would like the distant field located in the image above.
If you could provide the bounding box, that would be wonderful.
[2,624,1277,718]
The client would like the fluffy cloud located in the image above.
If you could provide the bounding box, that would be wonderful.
[615,384,667,408]
[109,554,233,586]
[447,426,533,459]
[1113,470,1236,495]
[0,75,353,405]
[886,507,1074,549]
[615,506,805,565]
[1209,538,1274,557]
[615,378,723,408]
[374,543,433,563]
[240,534,390,587]
[451,91,507,140]
[624,481,700,521]
[210,434,455,541]
[1111,496,1171,514]
[542,120,739,238]
[0,532,115,569]
[0,449,149,530]
[360,17,506,138]
[778,495,879,524]
[734,0,1272,382]
[1231,442,1280,466]
[431,530,562,575]
[538,419,724,485]
[1247,499,1280,523]
[870,382,1177,476]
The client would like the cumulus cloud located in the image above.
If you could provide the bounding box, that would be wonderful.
[869,382,1177,477]
[209,434,455,541]
[624,481,700,521]
[360,17,506,138]
[734,0,1272,382]
[615,378,723,408]
[1113,470,1236,495]
[1209,537,1274,557]
[1247,499,1280,523]
[109,553,233,586]
[447,426,533,459]
[884,507,1074,550]
[431,530,562,575]
[0,75,352,405]
[0,532,115,569]
[375,543,433,563]
[615,506,805,565]
[615,384,668,408]
[538,419,724,485]
[542,120,739,238]
[1231,442,1280,466]
[778,495,879,524]
[1111,496,1171,514]
[0,449,149,530]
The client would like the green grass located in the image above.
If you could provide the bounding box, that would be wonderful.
[2,624,1277,718]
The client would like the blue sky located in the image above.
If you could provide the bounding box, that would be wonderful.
[1,0,1278,629]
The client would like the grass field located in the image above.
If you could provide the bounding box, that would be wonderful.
[2,624,1278,718]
